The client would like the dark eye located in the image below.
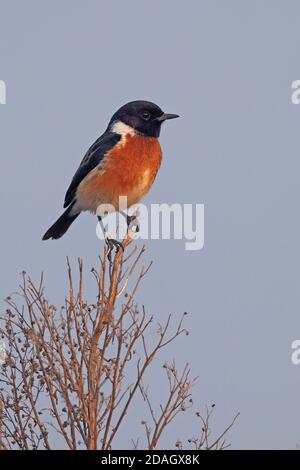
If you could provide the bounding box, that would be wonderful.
[141,111,151,121]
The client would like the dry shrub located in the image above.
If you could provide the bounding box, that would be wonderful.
[0,231,238,449]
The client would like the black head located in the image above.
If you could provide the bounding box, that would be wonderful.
[108,100,179,138]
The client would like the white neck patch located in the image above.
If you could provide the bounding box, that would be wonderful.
[111,120,136,137]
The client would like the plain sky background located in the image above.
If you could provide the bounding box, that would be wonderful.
[1,0,300,450]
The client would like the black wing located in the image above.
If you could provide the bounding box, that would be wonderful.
[64,132,121,208]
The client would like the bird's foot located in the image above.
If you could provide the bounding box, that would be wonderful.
[126,214,140,233]
[105,238,124,261]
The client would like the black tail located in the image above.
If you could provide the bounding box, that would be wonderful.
[42,205,80,240]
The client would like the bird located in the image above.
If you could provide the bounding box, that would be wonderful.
[42,100,179,251]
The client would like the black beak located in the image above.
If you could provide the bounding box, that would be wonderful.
[156,113,180,122]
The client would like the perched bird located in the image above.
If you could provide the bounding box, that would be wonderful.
[42,100,179,249]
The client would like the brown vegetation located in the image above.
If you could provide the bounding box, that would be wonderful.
[0,231,238,449]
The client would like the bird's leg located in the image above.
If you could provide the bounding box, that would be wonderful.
[97,216,123,261]
[106,239,124,261]
[120,211,140,233]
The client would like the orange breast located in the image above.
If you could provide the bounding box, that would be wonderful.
[77,134,162,212]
